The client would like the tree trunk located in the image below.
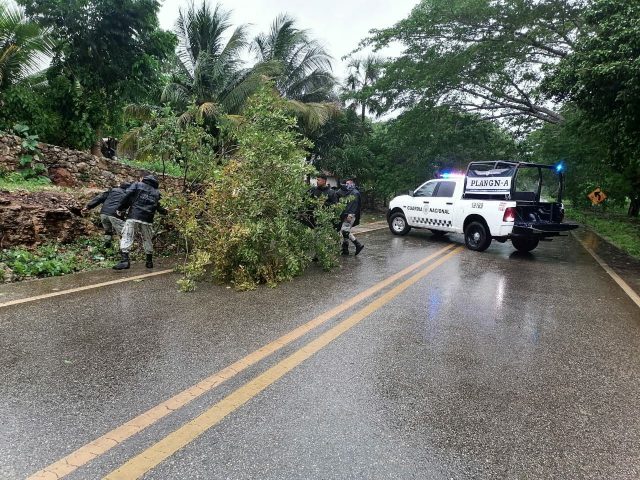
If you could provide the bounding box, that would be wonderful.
[90,130,103,157]
[628,195,640,217]
[361,104,366,123]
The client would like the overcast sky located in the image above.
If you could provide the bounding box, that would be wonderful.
[158,0,419,79]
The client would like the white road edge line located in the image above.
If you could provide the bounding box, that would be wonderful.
[573,232,640,310]
[0,269,174,309]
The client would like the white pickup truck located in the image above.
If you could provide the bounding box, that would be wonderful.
[386,161,578,252]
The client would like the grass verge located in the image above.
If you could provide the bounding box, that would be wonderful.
[360,210,387,225]
[0,233,180,283]
[119,158,183,178]
[0,172,57,192]
[567,207,640,259]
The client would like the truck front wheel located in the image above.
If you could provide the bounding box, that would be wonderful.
[512,237,539,252]
[388,212,411,236]
[464,221,492,252]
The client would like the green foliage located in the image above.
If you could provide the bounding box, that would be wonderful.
[545,0,640,215]
[172,85,339,290]
[120,157,183,178]
[1,246,75,278]
[123,106,219,186]
[0,232,179,282]
[0,3,52,92]
[361,0,585,126]
[567,207,640,259]
[162,0,254,122]
[0,83,52,136]
[525,106,631,209]
[315,105,518,203]
[16,0,177,149]
[11,123,49,180]
[252,14,335,104]
[0,171,52,191]
[0,238,112,280]
[342,55,384,121]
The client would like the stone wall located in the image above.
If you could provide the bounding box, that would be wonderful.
[0,134,181,189]
[0,134,182,248]
[0,190,98,248]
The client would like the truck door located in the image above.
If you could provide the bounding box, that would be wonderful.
[425,181,456,231]
[407,181,437,227]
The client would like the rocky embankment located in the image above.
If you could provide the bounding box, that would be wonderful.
[0,190,100,248]
[0,134,179,248]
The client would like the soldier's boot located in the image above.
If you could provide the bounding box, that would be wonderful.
[353,240,364,256]
[145,254,154,269]
[341,242,350,256]
[113,252,130,270]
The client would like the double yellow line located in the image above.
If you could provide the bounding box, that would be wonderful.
[29,244,462,480]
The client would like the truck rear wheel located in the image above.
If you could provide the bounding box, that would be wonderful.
[464,221,492,252]
[512,237,539,252]
[388,212,411,236]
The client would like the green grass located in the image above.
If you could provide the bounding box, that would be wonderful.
[0,172,56,192]
[567,207,640,259]
[0,233,179,283]
[119,157,183,177]
[360,211,387,224]
[0,238,114,281]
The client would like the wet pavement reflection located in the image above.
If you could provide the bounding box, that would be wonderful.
[1,228,639,479]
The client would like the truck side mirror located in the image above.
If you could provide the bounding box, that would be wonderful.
[408,190,414,197]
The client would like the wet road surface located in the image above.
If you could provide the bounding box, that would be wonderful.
[1,228,639,479]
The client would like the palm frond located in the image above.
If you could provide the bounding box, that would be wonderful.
[118,127,144,158]
[123,103,156,122]
[286,100,340,133]
[0,4,53,90]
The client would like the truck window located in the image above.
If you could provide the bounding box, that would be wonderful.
[414,182,437,197]
[513,167,539,201]
[433,181,456,198]
[540,168,561,203]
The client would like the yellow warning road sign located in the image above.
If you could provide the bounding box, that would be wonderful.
[588,188,607,205]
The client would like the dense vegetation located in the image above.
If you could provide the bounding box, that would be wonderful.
[1,0,639,281]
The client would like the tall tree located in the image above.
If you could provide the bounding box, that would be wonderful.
[251,14,338,133]
[162,0,257,123]
[362,0,589,126]
[545,0,640,216]
[17,0,176,151]
[251,14,335,103]
[0,2,51,93]
[343,55,384,122]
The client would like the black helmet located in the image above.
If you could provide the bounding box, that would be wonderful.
[142,175,159,188]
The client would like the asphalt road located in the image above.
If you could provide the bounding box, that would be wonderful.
[1,227,639,479]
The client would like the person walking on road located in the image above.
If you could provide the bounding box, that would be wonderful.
[113,175,166,270]
[337,177,364,256]
[82,182,131,248]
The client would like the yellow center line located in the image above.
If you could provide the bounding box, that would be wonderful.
[104,247,463,480]
[0,269,175,309]
[28,244,455,480]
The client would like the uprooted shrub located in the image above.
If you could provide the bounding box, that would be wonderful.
[171,85,341,291]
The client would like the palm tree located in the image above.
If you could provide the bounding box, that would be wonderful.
[162,1,257,123]
[121,1,255,155]
[251,14,338,132]
[0,3,51,93]
[344,55,384,122]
